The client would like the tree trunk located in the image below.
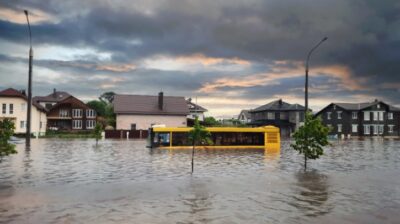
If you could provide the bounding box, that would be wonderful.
[304,154,307,171]
[191,140,195,174]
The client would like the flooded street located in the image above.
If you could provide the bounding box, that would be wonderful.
[0,139,399,223]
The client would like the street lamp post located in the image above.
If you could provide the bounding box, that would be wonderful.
[24,10,33,148]
[305,37,328,114]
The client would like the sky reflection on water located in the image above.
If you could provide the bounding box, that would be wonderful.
[0,139,399,223]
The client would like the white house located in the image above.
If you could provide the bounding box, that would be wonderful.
[238,109,251,124]
[0,88,47,136]
[186,98,208,122]
[113,92,189,130]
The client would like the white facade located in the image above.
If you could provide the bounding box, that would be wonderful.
[187,112,205,121]
[0,97,47,136]
[116,114,187,130]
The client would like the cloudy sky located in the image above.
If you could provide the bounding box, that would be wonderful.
[1,0,399,117]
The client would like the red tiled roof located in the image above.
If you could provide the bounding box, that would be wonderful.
[0,88,47,112]
[113,94,189,115]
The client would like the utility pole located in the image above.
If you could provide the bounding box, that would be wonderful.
[24,10,33,148]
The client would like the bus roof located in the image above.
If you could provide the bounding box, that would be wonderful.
[152,125,279,133]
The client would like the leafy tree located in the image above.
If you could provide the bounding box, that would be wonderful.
[188,117,212,174]
[291,112,330,170]
[0,119,17,162]
[203,116,221,127]
[94,123,103,146]
[87,100,108,116]
[99,92,116,104]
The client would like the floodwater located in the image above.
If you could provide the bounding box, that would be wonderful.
[0,139,399,224]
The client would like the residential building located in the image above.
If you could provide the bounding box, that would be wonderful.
[46,96,97,131]
[248,99,305,137]
[0,88,47,136]
[113,92,189,130]
[315,100,400,138]
[33,88,71,110]
[186,98,207,122]
[238,109,251,124]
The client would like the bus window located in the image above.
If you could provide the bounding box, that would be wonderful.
[153,132,170,146]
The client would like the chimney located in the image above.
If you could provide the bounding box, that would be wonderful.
[158,92,164,110]
[20,89,26,96]
[278,99,283,105]
[53,88,56,97]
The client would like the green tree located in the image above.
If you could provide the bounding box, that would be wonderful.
[291,112,330,170]
[93,123,103,146]
[188,117,212,174]
[203,116,221,127]
[0,119,17,162]
[87,100,107,116]
[99,92,116,104]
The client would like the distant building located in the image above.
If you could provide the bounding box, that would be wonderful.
[33,89,71,110]
[0,88,47,136]
[113,92,189,130]
[249,99,305,137]
[186,98,207,122]
[238,109,251,124]
[315,100,400,138]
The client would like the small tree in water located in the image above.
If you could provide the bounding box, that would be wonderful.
[94,123,103,146]
[291,112,330,170]
[0,119,17,162]
[188,117,212,174]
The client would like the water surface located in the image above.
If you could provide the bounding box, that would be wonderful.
[0,139,399,223]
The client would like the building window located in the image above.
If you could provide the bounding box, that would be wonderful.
[373,125,378,135]
[337,111,342,119]
[352,112,357,119]
[20,121,25,129]
[59,109,69,117]
[388,112,393,120]
[364,112,370,121]
[364,125,370,134]
[72,109,83,118]
[388,125,394,133]
[373,112,378,121]
[267,112,275,120]
[378,112,384,121]
[338,124,342,133]
[352,124,358,133]
[72,120,82,129]
[327,112,331,120]
[333,105,337,110]
[21,103,26,111]
[131,124,136,130]
[2,104,6,114]
[378,125,384,135]
[40,122,42,129]
[86,120,96,129]
[280,112,288,120]
[86,109,96,118]
[377,104,380,109]
[9,104,13,114]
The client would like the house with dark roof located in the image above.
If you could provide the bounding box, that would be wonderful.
[249,99,305,137]
[315,100,400,138]
[186,98,208,122]
[0,88,47,135]
[113,92,189,130]
[34,89,97,131]
[238,109,251,124]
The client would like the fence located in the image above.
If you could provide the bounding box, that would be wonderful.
[105,130,149,139]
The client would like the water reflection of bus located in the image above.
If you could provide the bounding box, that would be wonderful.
[148,126,280,150]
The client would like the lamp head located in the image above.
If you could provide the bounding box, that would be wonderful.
[24,10,28,16]
[322,37,328,41]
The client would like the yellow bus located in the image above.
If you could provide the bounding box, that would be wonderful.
[148,126,280,150]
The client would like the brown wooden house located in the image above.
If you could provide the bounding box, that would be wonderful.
[47,96,97,131]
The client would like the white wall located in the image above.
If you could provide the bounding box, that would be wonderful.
[116,114,187,130]
[0,97,47,135]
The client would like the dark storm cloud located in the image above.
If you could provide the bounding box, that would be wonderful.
[1,0,400,113]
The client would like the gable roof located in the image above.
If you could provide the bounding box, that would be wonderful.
[49,95,91,111]
[187,100,208,112]
[33,90,71,103]
[238,109,250,118]
[113,94,189,115]
[0,88,47,112]
[315,100,400,116]
[250,99,305,113]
